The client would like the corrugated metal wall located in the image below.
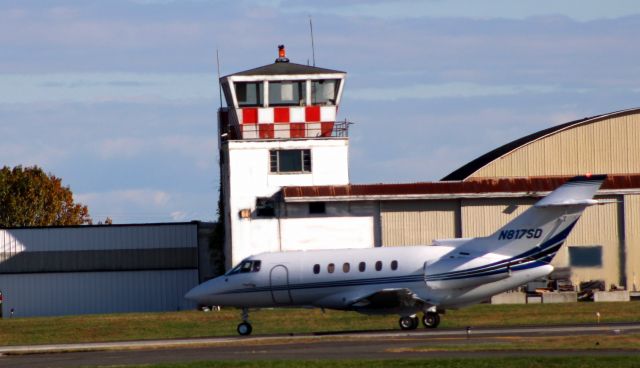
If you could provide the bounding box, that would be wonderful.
[625,195,640,292]
[471,113,640,177]
[0,223,198,252]
[460,198,535,237]
[551,195,621,287]
[381,200,458,246]
[380,194,628,289]
[0,270,197,317]
[0,223,206,317]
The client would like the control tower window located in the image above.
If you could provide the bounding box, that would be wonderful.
[236,82,263,107]
[270,149,311,173]
[311,79,340,105]
[269,81,306,106]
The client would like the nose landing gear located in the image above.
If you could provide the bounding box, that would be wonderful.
[237,307,252,336]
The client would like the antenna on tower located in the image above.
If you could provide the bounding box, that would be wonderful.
[216,48,223,108]
[309,15,316,67]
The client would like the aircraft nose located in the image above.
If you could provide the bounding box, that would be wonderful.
[184,284,206,303]
[185,278,222,305]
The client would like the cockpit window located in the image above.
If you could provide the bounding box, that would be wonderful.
[226,260,262,276]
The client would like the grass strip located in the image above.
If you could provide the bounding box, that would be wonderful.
[389,333,640,352]
[99,356,640,368]
[0,302,638,346]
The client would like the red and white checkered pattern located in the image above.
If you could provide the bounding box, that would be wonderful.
[233,106,336,139]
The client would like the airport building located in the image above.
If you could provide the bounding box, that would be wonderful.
[0,222,215,317]
[218,47,640,292]
[2,47,638,318]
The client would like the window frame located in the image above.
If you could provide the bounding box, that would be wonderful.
[255,197,276,217]
[375,261,382,271]
[269,149,312,174]
[343,263,350,273]
[309,202,326,215]
[358,262,366,272]
[569,245,603,268]
[235,81,264,107]
[268,80,306,106]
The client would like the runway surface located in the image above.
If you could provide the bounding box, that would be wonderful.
[0,322,639,368]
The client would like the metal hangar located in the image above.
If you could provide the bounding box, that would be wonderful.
[0,221,215,317]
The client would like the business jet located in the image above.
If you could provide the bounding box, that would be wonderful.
[186,175,606,335]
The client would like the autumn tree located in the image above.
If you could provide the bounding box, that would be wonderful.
[0,166,91,227]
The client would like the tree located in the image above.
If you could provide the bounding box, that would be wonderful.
[0,166,91,227]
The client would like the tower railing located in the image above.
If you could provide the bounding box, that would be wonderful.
[218,108,351,141]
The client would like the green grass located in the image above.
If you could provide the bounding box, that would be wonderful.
[0,302,638,346]
[391,333,640,352]
[101,357,640,368]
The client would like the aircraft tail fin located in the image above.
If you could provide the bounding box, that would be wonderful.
[460,175,607,260]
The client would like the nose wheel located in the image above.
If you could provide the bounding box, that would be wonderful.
[398,315,419,330]
[237,307,253,336]
[237,321,253,336]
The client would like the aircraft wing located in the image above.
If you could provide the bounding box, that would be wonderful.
[348,288,430,314]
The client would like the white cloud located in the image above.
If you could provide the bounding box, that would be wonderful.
[0,143,69,168]
[282,0,640,21]
[75,188,214,223]
[349,82,591,101]
[0,73,217,104]
[95,135,216,171]
[97,137,146,159]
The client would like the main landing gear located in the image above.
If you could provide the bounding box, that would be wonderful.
[237,307,252,336]
[398,312,441,330]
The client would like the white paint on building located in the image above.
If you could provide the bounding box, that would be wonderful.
[223,138,352,267]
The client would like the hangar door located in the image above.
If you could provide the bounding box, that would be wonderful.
[381,200,458,246]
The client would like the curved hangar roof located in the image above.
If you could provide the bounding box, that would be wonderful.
[443,107,640,181]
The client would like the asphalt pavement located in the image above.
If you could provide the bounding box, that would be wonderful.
[0,322,638,368]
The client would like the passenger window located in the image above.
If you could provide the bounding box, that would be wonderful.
[391,260,398,271]
[375,261,382,271]
[327,263,335,274]
[343,263,350,273]
[359,262,366,272]
[313,264,320,274]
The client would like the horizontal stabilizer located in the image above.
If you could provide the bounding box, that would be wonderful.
[534,174,606,207]
[433,238,473,247]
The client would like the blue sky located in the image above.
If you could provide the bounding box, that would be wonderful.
[1,0,639,223]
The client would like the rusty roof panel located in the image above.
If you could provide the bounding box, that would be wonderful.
[281,174,640,199]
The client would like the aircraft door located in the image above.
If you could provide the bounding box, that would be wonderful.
[270,265,292,305]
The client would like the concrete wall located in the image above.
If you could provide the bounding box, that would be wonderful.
[594,291,630,302]
[224,139,350,267]
[491,292,526,304]
[542,292,577,303]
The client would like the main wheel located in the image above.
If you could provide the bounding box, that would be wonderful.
[399,315,419,330]
[237,322,253,336]
[422,312,440,328]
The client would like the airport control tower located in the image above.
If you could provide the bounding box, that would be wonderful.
[218,45,350,268]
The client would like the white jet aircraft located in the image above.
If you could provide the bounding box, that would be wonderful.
[186,175,606,335]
